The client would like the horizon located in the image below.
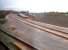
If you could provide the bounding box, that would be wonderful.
[0,9,68,13]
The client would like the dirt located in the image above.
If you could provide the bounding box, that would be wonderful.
[32,13,68,27]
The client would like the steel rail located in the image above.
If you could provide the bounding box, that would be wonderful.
[15,17,68,39]
[25,19,68,33]
[0,29,37,50]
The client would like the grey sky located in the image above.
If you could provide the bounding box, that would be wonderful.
[0,0,68,12]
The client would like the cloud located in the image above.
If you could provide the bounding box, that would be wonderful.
[0,0,68,12]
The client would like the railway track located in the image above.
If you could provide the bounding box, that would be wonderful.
[25,19,68,33]
[16,17,68,39]
[0,13,68,50]
[0,29,37,50]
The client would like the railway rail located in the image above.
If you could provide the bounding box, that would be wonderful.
[16,16,68,39]
[0,13,68,50]
[0,29,37,50]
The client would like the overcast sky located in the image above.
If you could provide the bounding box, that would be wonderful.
[0,0,68,12]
